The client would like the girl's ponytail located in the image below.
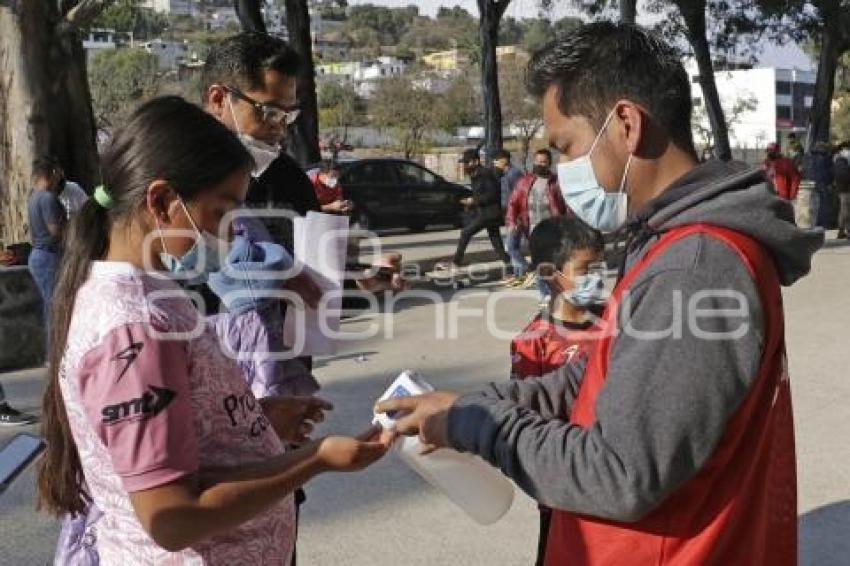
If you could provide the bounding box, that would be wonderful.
[38,197,111,516]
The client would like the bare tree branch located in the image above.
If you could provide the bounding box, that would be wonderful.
[63,0,118,30]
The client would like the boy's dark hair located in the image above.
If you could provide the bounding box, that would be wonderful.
[319,159,338,174]
[534,148,552,161]
[527,21,695,155]
[530,217,604,270]
[32,157,60,180]
[201,32,301,103]
[493,149,511,161]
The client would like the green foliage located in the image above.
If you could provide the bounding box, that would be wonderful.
[369,76,436,158]
[318,81,365,132]
[833,93,850,142]
[344,4,421,46]
[337,4,577,62]
[91,1,169,39]
[88,48,160,128]
[435,73,482,132]
[499,58,545,163]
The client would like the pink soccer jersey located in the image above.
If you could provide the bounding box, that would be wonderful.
[59,261,296,564]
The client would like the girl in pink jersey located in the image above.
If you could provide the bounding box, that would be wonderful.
[37,97,390,564]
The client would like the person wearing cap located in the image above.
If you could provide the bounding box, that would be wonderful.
[440,148,511,270]
[763,142,800,201]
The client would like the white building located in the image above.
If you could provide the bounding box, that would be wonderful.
[207,7,240,31]
[686,59,816,150]
[141,0,194,16]
[140,39,189,71]
[317,57,407,98]
[82,29,132,61]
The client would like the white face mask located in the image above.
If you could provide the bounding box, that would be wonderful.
[227,97,280,177]
[557,109,633,233]
[324,177,339,189]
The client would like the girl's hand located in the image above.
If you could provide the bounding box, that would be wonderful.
[260,396,333,444]
[316,426,394,472]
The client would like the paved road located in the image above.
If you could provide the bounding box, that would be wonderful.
[1,228,848,565]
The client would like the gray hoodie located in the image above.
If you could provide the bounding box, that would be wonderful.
[447,160,824,521]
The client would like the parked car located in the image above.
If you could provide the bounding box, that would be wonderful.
[308,158,471,232]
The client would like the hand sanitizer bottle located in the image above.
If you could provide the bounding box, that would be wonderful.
[374,370,515,525]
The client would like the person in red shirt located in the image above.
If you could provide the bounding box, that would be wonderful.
[764,142,801,200]
[309,160,352,214]
[509,217,605,565]
[504,149,569,292]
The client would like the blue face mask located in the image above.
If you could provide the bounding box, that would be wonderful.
[158,198,229,281]
[547,269,606,308]
[564,273,606,307]
[557,109,633,233]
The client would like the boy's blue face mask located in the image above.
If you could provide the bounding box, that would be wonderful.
[548,264,607,308]
[561,273,606,307]
[157,198,229,281]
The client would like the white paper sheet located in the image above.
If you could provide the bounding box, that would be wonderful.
[283,212,349,356]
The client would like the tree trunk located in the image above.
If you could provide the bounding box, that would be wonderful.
[620,0,637,24]
[808,24,842,150]
[478,1,508,165]
[0,1,100,245]
[285,0,321,166]
[234,0,265,32]
[520,136,530,171]
[683,8,732,160]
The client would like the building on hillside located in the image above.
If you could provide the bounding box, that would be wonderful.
[312,32,351,61]
[206,7,240,30]
[685,58,816,151]
[140,39,190,71]
[141,0,194,16]
[496,45,530,66]
[178,57,206,82]
[422,49,470,73]
[317,61,361,81]
[317,57,406,97]
[413,75,451,95]
[82,29,132,61]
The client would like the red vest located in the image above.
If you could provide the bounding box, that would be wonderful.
[545,224,797,566]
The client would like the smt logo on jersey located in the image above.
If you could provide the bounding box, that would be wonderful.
[102,386,176,425]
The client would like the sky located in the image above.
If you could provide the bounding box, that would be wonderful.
[347,0,814,70]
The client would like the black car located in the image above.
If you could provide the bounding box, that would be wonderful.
[310,158,471,232]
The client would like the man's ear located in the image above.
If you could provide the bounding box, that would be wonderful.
[206,84,227,120]
[615,100,644,156]
[145,180,179,225]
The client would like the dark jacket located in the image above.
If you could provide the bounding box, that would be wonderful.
[802,151,834,191]
[499,164,524,208]
[833,156,850,194]
[447,160,823,523]
[469,166,504,226]
[505,173,568,234]
[247,152,320,252]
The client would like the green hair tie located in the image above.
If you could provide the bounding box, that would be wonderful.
[93,185,114,209]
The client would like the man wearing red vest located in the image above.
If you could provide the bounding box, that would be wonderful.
[376,22,823,566]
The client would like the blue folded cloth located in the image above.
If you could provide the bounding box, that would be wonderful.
[208,223,294,314]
